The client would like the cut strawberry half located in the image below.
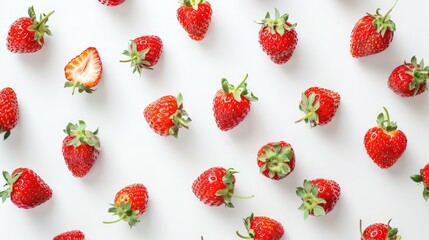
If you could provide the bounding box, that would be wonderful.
[64,47,102,94]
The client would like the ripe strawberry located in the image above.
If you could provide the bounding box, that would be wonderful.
[104,183,148,227]
[350,0,397,57]
[295,87,340,127]
[360,219,401,240]
[98,0,125,6]
[296,179,341,219]
[388,56,429,97]
[213,74,258,131]
[177,0,212,41]
[236,213,284,240]
[53,230,85,240]
[258,8,298,64]
[410,163,429,201]
[62,120,101,177]
[192,167,253,208]
[257,141,295,180]
[120,35,163,75]
[0,87,19,140]
[143,93,191,138]
[6,6,54,53]
[364,107,407,169]
[0,168,52,209]
[64,47,102,94]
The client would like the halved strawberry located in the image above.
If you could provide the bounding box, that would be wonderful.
[64,47,102,94]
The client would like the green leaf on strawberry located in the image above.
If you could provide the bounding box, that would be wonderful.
[64,120,101,150]
[259,8,296,36]
[221,73,258,102]
[368,0,397,37]
[296,180,327,220]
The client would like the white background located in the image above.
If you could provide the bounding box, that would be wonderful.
[1,0,428,239]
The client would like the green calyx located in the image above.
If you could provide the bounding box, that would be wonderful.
[386,219,401,240]
[259,8,296,36]
[64,120,101,150]
[214,168,254,208]
[296,179,327,220]
[368,0,397,37]
[296,92,320,127]
[411,169,429,201]
[236,213,256,239]
[376,107,397,132]
[406,56,429,96]
[103,202,141,228]
[221,73,258,102]
[169,93,192,138]
[0,170,22,203]
[179,0,206,10]
[26,6,54,45]
[0,129,11,141]
[120,40,152,75]
[259,144,293,179]
[64,81,95,95]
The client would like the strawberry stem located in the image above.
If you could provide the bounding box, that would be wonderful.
[383,106,391,128]
[294,112,313,124]
[234,73,249,92]
[103,215,125,224]
[382,0,398,22]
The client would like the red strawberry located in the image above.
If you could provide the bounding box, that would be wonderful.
[98,0,125,6]
[388,56,429,97]
[104,183,148,227]
[143,93,191,138]
[296,179,341,219]
[192,167,253,208]
[258,8,298,64]
[360,219,401,240]
[411,163,429,201]
[53,230,85,240]
[0,168,52,209]
[64,47,102,94]
[0,87,19,140]
[236,213,284,240]
[120,35,163,75]
[364,107,407,169]
[257,141,295,180]
[6,6,54,53]
[213,74,258,131]
[350,0,397,57]
[295,87,340,127]
[62,120,101,177]
[177,0,212,41]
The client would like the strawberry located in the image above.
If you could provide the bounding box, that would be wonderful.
[98,0,125,6]
[62,120,101,177]
[64,47,102,94]
[6,6,54,53]
[410,163,429,201]
[192,167,253,208]
[257,141,295,180]
[53,230,85,240]
[360,219,401,240]
[236,213,284,240]
[0,87,19,140]
[0,168,52,209]
[295,87,340,127]
[104,183,148,227]
[364,107,407,169]
[388,56,429,97]
[143,93,191,138]
[213,74,258,131]
[177,0,212,41]
[296,179,341,219]
[350,0,397,57]
[258,8,298,65]
[120,35,163,75]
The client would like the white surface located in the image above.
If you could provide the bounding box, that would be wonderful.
[1,0,428,239]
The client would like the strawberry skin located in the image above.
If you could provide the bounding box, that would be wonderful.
[236,213,284,240]
[258,9,298,64]
[364,107,407,169]
[98,0,125,6]
[7,6,54,53]
[121,35,163,74]
[388,56,428,97]
[0,87,19,140]
[53,230,85,240]
[64,47,103,94]
[104,183,148,227]
[144,93,191,138]
[296,178,341,219]
[360,219,401,240]
[0,168,52,209]
[411,163,429,201]
[177,0,212,41]
[257,141,295,180]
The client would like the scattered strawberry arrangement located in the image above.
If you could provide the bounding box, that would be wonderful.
[1,0,428,239]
